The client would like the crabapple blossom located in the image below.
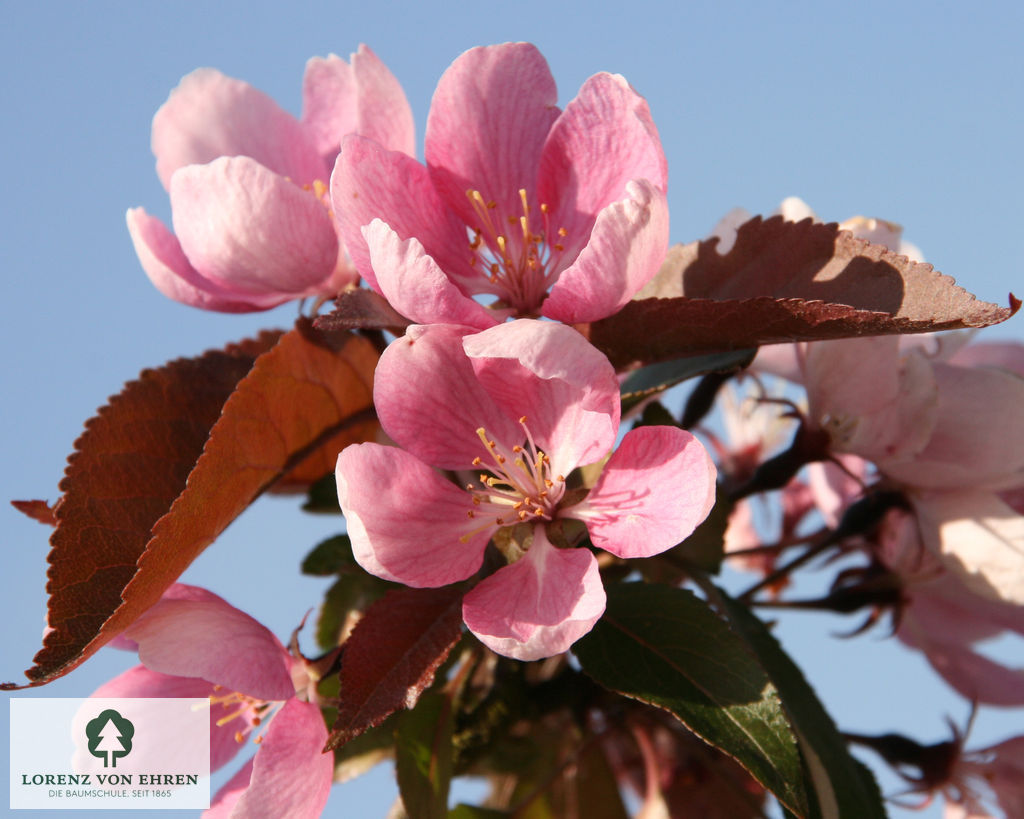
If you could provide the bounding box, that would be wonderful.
[331,42,668,327]
[939,735,1024,819]
[875,507,1024,705]
[128,46,413,312]
[335,320,716,660]
[91,584,332,818]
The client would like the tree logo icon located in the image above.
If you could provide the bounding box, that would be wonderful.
[85,709,135,768]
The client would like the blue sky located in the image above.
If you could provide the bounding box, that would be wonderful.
[2,2,1021,816]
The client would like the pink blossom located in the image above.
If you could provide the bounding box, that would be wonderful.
[875,507,1024,705]
[890,730,1024,819]
[128,46,413,312]
[335,320,716,660]
[941,736,1024,819]
[331,42,668,327]
[92,584,332,818]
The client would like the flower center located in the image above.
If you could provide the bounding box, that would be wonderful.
[465,189,568,314]
[301,179,334,218]
[460,416,566,542]
[209,686,279,746]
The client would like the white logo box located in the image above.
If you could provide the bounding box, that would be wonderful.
[10,698,210,810]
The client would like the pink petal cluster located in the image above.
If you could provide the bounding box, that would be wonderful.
[335,320,716,660]
[332,42,669,327]
[908,732,1024,819]
[942,736,1024,819]
[128,46,413,312]
[93,585,332,818]
[874,507,1024,705]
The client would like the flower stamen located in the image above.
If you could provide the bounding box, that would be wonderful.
[460,417,567,543]
[464,188,570,314]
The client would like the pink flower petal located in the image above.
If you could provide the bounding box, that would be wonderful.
[123,595,296,702]
[751,343,804,383]
[806,455,869,529]
[563,427,717,558]
[539,72,667,251]
[949,340,1024,378]
[804,337,938,463]
[543,180,669,323]
[152,68,323,190]
[373,324,521,470]
[978,736,1024,817]
[91,665,243,772]
[302,46,415,167]
[303,45,415,164]
[462,528,606,660]
[363,220,498,329]
[882,362,1024,490]
[463,320,621,470]
[226,699,332,819]
[126,208,273,312]
[204,757,253,819]
[912,490,1024,605]
[336,442,492,586]
[170,156,339,299]
[898,615,1024,706]
[425,42,560,226]
[331,134,472,291]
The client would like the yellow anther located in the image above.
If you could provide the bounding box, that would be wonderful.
[554,243,565,252]
[234,731,244,744]
[558,227,568,237]
[312,180,328,199]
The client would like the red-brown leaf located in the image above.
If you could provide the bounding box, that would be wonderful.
[11,500,57,527]
[9,322,379,687]
[314,288,411,333]
[328,586,464,750]
[581,216,1018,368]
[5,332,278,689]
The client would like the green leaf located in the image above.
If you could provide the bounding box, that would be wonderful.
[620,349,756,413]
[302,471,342,514]
[396,691,455,819]
[301,534,355,575]
[703,584,886,818]
[673,484,732,574]
[332,716,396,784]
[574,582,808,816]
[314,573,389,652]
